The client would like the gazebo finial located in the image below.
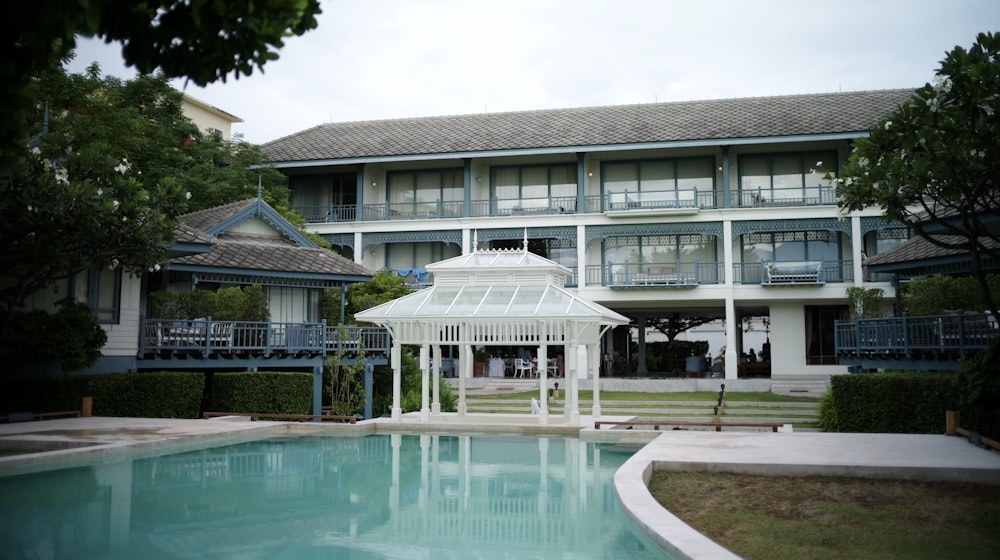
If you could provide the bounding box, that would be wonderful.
[522,228,529,253]
[472,229,478,253]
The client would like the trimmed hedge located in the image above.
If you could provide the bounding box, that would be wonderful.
[0,372,204,419]
[209,371,312,415]
[821,372,953,434]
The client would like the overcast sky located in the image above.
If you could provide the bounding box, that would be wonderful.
[66,0,1000,145]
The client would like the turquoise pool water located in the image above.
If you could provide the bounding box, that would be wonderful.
[0,434,675,559]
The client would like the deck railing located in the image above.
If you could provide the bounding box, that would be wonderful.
[139,318,390,358]
[835,312,998,368]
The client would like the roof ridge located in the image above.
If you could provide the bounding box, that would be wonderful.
[283,88,920,129]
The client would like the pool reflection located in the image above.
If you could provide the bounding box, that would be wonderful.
[0,435,674,559]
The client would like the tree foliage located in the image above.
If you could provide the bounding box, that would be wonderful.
[325,269,412,325]
[0,0,321,154]
[0,64,310,317]
[1,67,193,313]
[837,31,1000,321]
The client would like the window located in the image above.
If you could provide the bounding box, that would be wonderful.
[738,151,836,206]
[744,231,842,264]
[388,169,463,217]
[805,306,847,365]
[602,158,713,208]
[386,242,460,270]
[604,234,718,282]
[866,227,911,256]
[74,269,121,324]
[490,164,577,214]
[289,173,357,221]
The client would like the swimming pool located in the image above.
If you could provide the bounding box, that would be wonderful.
[0,434,676,559]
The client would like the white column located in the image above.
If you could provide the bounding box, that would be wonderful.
[723,219,738,380]
[537,338,548,424]
[391,342,402,420]
[725,297,738,380]
[576,224,587,288]
[589,342,601,419]
[458,343,469,414]
[571,345,585,424]
[432,343,442,414]
[419,344,430,422]
[852,215,864,285]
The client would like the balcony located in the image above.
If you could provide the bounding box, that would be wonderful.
[293,204,357,223]
[585,261,722,288]
[835,312,998,371]
[294,188,844,224]
[737,184,838,208]
[139,318,390,359]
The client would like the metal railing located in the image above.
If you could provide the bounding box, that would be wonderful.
[139,318,390,357]
[835,311,999,365]
[584,261,722,287]
[736,185,838,208]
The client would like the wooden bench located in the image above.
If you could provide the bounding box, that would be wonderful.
[594,420,783,432]
[203,411,357,423]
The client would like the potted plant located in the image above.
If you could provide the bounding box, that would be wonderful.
[473,347,489,377]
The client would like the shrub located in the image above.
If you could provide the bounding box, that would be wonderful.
[93,372,204,418]
[0,372,204,418]
[953,337,1000,440]
[823,371,953,433]
[210,371,312,414]
[1,299,108,372]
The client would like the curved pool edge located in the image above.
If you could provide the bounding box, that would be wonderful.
[615,443,741,560]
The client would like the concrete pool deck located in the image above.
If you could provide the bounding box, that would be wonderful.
[2,416,999,560]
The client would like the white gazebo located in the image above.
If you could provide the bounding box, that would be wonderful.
[355,241,630,425]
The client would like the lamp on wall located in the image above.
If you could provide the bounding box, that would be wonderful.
[587,170,593,177]
[717,164,723,172]
[370,180,377,187]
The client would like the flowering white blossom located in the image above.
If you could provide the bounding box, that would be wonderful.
[149,263,161,272]
[96,188,103,197]
[54,168,68,185]
[121,215,128,222]
[185,191,192,200]
[114,158,130,174]
[815,161,823,167]
[27,205,33,212]
[884,120,892,130]
[111,258,119,268]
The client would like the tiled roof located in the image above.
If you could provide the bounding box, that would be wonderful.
[179,199,256,232]
[171,237,373,277]
[173,199,374,279]
[261,89,916,163]
[869,234,1000,267]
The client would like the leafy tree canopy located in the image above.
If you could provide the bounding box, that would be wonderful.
[0,0,321,154]
[0,64,300,315]
[837,31,1000,319]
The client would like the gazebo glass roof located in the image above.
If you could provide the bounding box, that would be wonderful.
[359,284,626,321]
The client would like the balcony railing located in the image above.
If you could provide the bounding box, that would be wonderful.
[737,185,838,208]
[584,261,722,287]
[293,204,357,223]
[139,318,390,358]
[835,312,998,370]
[293,191,849,223]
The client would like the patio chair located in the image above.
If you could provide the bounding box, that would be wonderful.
[514,358,534,378]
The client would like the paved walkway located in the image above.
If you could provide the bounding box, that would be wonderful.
[2,417,998,560]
